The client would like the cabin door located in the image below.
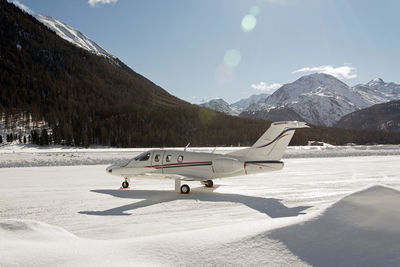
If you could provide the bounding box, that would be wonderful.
[151,151,165,174]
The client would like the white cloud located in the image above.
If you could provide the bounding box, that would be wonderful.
[11,0,33,14]
[251,82,282,92]
[293,64,357,80]
[88,0,118,7]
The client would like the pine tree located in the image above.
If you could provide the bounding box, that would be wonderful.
[40,129,49,146]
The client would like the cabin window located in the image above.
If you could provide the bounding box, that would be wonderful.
[177,155,184,163]
[166,155,172,162]
[154,154,160,162]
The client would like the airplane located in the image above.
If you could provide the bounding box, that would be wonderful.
[106,121,309,194]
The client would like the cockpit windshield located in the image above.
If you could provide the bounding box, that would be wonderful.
[120,152,151,167]
[134,152,151,161]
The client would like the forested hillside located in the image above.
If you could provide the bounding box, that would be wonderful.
[0,1,269,147]
[336,100,400,132]
[1,0,400,147]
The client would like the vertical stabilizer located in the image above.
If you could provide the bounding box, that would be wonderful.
[228,121,308,160]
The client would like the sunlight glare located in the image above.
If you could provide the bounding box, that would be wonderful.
[250,6,260,16]
[241,14,256,32]
[224,49,241,68]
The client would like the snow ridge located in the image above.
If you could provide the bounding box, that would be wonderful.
[33,14,115,59]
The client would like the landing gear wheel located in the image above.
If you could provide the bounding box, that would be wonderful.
[122,181,129,189]
[205,180,213,188]
[180,184,190,194]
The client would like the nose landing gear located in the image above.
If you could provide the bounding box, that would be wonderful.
[121,177,130,189]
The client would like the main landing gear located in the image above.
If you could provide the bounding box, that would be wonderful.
[121,177,130,189]
[201,180,214,188]
[180,184,190,194]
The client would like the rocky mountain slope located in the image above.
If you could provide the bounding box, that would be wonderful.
[353,78,400,106]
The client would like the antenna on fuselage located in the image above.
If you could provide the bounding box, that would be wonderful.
[184,142,190,151]
[212,146,216,153]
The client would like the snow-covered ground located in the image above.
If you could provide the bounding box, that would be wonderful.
[1,146,400,266]
[1,144,400,168]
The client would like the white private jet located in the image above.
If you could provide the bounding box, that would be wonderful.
[106,121,308,194]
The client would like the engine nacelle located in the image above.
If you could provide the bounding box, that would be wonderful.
[212,157,244,175]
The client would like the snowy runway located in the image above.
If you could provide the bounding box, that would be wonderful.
[1,152,400,266]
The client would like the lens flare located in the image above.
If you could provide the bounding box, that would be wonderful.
[224,49,241,67]
[250,6,260,16]
[241,14,257,32]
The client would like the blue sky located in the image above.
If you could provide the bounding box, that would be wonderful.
[12,0,400,103]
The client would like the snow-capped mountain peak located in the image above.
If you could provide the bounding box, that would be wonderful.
[243,73,400,126]
[33,14,115,59]
[367,78,385,87]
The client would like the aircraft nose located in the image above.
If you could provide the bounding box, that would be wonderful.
[106,165,117,173]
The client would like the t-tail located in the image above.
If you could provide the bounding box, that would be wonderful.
[228,121,309,161]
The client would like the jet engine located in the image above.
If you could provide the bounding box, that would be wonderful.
[212,157,244,175]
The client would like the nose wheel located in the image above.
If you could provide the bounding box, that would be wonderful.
[121,177,130,189]
[121,181,129,188]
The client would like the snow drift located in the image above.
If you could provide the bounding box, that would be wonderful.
[0,219,156,267]
[269,185,400,266]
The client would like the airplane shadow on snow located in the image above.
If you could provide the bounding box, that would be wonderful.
[79,186,310,218]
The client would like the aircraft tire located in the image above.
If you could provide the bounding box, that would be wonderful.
[180,184,190,194]
[205,180,213,188]
[122,181,129,188]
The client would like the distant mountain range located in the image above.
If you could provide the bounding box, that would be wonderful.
[200,93,269,116]
[203,74,400,127]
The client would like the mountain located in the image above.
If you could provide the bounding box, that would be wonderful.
[241,106,305,122]
[242,73,400,127]
[200,99,238,116]
[353,78,400,106]
[231,93,270,113]
[243,73,366,126]
[200,93,270,116]
[335,100,400,132]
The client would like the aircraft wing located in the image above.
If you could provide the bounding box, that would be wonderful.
[134,173,207,182]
